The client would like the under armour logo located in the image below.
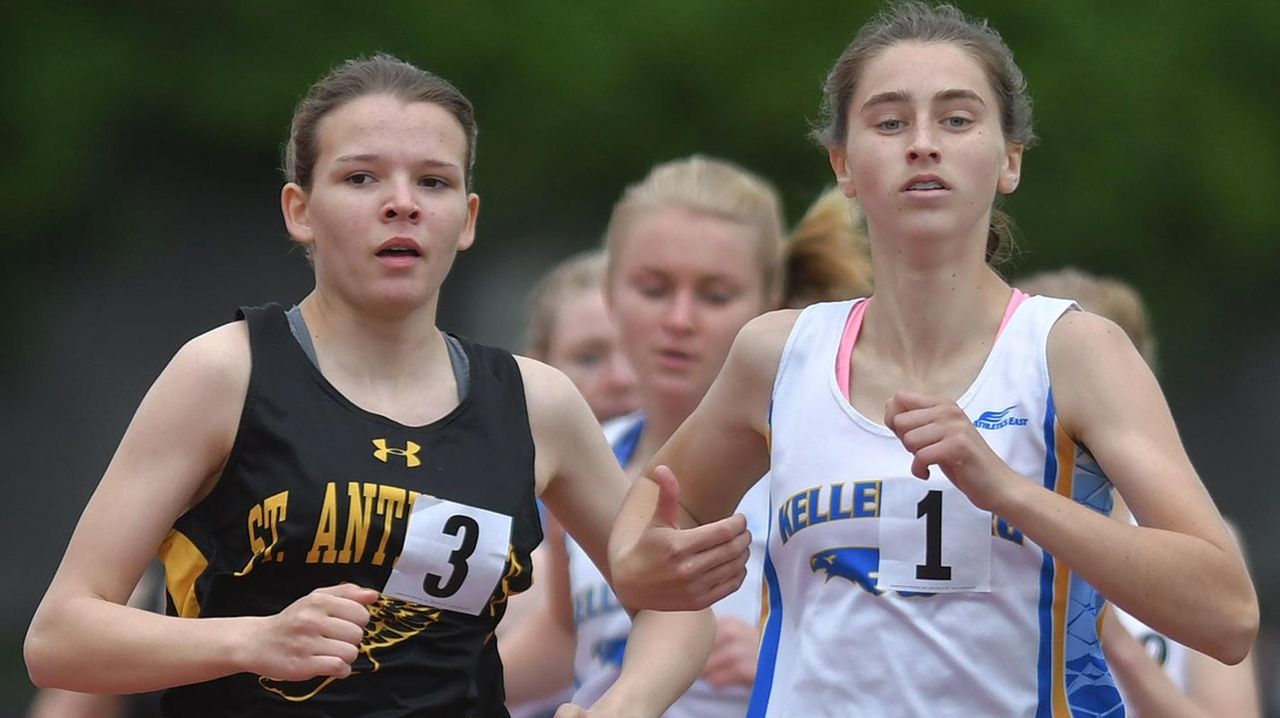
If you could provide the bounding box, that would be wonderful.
[372,438,422,468]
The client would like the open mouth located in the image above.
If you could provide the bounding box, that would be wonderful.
[376,237,422,258]
[376,247,421,257]
[902,176,949,192]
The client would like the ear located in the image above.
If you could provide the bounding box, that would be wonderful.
[455,192,480,252]
[828,146,857,198]
[281,183,314,247]
[997,142,1024,195]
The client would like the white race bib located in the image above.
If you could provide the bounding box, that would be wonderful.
[877,475,991,593]
[382,495,513,615]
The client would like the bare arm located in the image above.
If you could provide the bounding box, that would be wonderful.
[521,358,715,717]
[1042,311,1255,662]
[609,311,793,612]
[25,323,377,693]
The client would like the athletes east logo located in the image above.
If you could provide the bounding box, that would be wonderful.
[972,405,1028,430]
[372,438,422,467]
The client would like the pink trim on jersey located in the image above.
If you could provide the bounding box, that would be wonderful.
[835,289,1030,397]
[835,300,868,398]
[999,288,1030,336]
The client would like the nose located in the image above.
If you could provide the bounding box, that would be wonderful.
[382,178,420,222]
[907,123,940,163]
[663,289,697,333]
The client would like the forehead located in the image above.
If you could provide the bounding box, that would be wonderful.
[853,41,996,107]
[313,93,468,165]
[616,207,764,282]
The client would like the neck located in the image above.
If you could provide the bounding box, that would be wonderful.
[863,253,1011,374]
[299,289,449,382]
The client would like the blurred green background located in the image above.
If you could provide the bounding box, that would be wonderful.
[4,1,1278,714]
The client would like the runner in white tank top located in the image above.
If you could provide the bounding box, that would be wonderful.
[753,293,1123,716]
[608,5,1257,717]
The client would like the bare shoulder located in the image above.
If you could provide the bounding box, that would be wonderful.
[103,320,255,458]
[1046,308,1135,363]
[169,319,252,384]
[138,320,252,464]
[512,355,599,482]
[727,309,802,381]
[1046,308,1150,393]
[1046,308,1163,442]
[513,354,582,422]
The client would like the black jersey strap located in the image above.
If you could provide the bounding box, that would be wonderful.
[285,304,470,399]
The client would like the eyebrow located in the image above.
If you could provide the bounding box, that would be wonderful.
[333,153,460,170]
[860,88,987,112]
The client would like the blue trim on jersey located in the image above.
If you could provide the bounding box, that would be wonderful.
[611,417,645,466]
[1035,388,1059,718]
[747,548,783,717]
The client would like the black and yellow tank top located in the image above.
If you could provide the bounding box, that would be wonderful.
[158,304,541,717]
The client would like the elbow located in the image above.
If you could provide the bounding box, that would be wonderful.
[25,606,80,690]
[1207,591,1260,665]
[24,622,62,689]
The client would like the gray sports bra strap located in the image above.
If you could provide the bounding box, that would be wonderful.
[286,304,319,367]
[286,304,470,400]
[442,333,471,399]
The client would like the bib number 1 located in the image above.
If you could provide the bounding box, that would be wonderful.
[383,496,513,615]
[915,489,952,581]
[877,476,991,593]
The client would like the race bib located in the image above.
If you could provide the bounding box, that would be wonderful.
[382,495,513,615]
[876,475,991,593]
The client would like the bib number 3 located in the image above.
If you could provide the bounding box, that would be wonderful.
[877,476,992,593]
[383,496,513,615]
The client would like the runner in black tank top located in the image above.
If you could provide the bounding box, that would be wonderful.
[160,304,540,716]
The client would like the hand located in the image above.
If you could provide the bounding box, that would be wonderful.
[612,466,751,612]
[251,583,379,681]
[701,616,758,688]
[885,392,1021,512]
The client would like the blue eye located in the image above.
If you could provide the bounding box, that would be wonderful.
[878,119,904,132]
[944,116,972,129]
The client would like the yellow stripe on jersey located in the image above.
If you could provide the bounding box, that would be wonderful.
[158,528,208,618]
[758,573,770,633]
[1050,421,1077,717]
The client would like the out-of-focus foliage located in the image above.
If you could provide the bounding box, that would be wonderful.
[3,0,1278,346]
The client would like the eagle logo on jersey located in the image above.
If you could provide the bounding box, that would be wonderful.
[259,595,441,701]
[809,547,933,598]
